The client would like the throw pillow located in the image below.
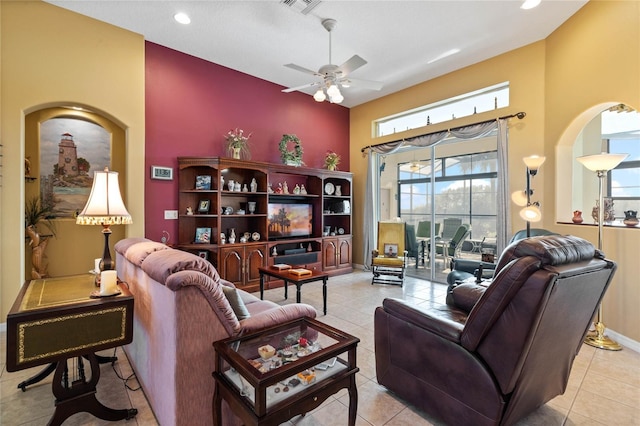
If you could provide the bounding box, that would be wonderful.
[222,286,251,320]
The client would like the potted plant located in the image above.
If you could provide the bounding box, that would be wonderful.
[25,196,56,279]
[224,128,251,159]
[324,151,341,171]
[279,134,304,166]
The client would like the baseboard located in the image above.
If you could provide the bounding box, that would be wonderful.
[607,329,640,353]
[0,322,5,333]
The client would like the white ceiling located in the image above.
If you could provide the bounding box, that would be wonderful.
[46,0,588,108]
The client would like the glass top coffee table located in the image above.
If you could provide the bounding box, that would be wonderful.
[212,317,359,425]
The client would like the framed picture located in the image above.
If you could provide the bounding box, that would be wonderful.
[195,227,211,244]
[195,175,212,190]
[198,199,210,214]
[383,243,399,258]
[151,165,173,180]
[197,251,208,260]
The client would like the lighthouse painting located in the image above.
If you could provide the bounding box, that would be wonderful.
[40,118,111,217]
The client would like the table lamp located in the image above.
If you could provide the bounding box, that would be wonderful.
[577,152,628,350]
[76,167,132,272]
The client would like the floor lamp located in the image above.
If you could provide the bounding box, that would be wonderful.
[512,155,545,237]
[577,152,628,351]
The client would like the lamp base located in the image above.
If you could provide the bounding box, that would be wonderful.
[584,323,622,351]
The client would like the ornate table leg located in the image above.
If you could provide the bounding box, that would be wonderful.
[47,353,137,426]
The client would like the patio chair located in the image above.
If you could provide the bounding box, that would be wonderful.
[416,221,441,265]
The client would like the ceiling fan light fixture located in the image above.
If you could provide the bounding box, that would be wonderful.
[327,84,340,97]
[329,91,344,104]
[313,89,327,102]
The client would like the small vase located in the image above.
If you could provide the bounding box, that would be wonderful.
[623,210,639,227]
[250,178,257,193]
[232,147,241,159]
[572,210,583,224]
[335,185,341,196]
[228,228,236,244]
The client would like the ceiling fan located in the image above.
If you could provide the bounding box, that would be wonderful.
[282,18,383,103]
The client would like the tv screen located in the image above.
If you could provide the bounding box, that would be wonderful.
[268,203,312,239]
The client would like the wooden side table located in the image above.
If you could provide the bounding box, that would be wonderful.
[258,266,329,314]
[5,274,137,425]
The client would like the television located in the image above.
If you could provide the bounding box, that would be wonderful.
[268,203,313,240]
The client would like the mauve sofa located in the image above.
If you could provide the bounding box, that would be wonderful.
[115,238,317,426]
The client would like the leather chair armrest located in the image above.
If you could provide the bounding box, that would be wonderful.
[451,259,496,274]
[382,298,465,343]
[450,283,487,312]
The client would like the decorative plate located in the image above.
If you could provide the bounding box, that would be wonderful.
[324,182,335,195]
[338,227,345,235]
[252,232,260,241]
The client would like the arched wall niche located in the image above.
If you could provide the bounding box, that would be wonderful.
[555,102,637,223]
[24,103,128,278]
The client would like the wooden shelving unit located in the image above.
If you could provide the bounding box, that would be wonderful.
[177,157,353,292]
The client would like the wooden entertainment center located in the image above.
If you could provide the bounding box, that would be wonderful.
[177,157,353,293]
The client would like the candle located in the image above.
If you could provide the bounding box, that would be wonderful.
[94,258,101,274]
[100,270,118,295]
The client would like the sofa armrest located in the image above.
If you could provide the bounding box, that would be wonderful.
[381,298,465,343]
[239,304,317,334]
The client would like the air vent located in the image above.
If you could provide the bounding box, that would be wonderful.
[280,0,322,15]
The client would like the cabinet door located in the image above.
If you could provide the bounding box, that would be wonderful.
[322,239,338,270]
[219,247,243,286]
[337,236,352,269]
[245,245,267,287]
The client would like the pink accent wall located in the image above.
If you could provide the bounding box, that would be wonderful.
[144,42,350,242]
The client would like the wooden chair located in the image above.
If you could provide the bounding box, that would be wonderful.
[371,222,406,286]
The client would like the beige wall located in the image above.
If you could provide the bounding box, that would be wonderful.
[350,1,640,342]
[1,1,145,319]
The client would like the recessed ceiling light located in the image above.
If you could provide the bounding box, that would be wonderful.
[521,0,541,10]
[174,12,191,25]
[427,48,461,64]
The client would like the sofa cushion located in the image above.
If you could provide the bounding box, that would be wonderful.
[222,286,250,320]
[142,248,220,284]
[114,237,153,255]
[165,270,240,335]
[122,241,171,266]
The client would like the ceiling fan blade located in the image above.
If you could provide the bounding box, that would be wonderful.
[281,81,322,93]
[284,63,322,77]
[340,77,384,91]
[337,55,367,76]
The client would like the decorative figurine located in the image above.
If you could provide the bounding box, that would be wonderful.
[228,228,236,244]
[293,184,301,194]
[283,181,289,194]
[300,184,307,195]
[220,175,224,189]
[234,181,241,192]
[267,183,274,194]
[228,180,235,192]
[276,183,283,194]
[242,183,248,192]
[250,178,258,193]
[186,207,194,215]
[220,233,226,244]
[272,246,278,256]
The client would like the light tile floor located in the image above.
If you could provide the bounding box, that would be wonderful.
[2,271,639,425]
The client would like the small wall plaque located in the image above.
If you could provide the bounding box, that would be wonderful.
[151,165,173,181]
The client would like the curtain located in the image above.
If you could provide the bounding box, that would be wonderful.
[363,142,406,269]
[496,119,510,254]
[363,118,513,272]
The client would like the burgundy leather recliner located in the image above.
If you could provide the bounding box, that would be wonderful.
[374,234,617,426]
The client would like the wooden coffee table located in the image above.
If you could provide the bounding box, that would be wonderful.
[213,317,359,425]
[258,266,329,314]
